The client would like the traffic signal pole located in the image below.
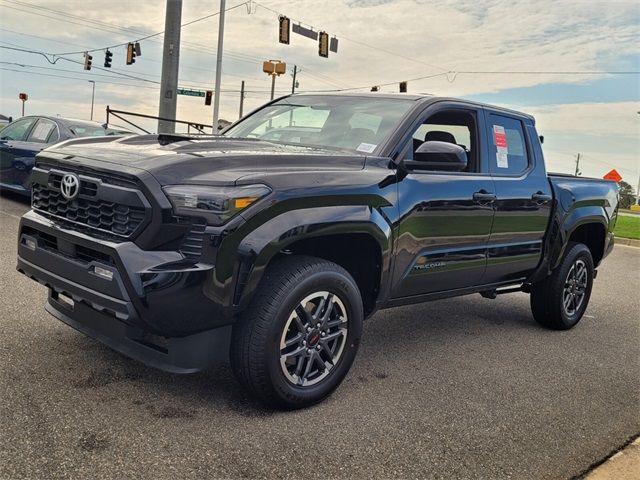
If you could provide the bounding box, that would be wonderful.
[239,80,245,118]
[212,0,226,132]
[291,65,297,94]
[158,0,182,134]
[88,80,95,120]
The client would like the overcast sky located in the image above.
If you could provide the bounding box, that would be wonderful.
[0,0,638,183]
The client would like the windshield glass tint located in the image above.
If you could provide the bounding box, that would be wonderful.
[224,96,415,153]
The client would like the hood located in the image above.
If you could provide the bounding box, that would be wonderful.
[41,134,366,186]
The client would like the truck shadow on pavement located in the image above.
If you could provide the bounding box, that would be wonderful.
[57,293,539,418]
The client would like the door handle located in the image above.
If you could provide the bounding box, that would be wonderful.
[473,190,497,202]
[531,191,552,203]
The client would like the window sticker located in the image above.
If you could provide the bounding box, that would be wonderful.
[356,142,377,153]
[493,125,508,149]
[32,122,54,141]
[496,151,509,168]
[493,125,509,168]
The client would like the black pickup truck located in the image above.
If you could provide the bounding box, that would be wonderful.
[16,94,619,409]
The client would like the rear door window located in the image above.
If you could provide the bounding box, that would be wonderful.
[488,114,529,175]
[28,119,58,143]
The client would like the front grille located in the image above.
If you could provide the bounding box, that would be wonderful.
[32,183,146,237]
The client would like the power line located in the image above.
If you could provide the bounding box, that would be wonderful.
[0,0,264,67]
[0,64,295,95]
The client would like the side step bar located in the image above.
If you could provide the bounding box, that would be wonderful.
[480,284,529,299]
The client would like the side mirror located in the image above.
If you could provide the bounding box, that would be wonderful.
[408,141,468,172]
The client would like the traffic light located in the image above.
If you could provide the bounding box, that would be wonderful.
[104,49,113,68]
[205,90,212,106]
[134,42,142,56]
[318,31,329,58]
[371,86,379,92]
[83,51,93,71]
[399,81,407,93]
[278,16,290,44]
[126,43,136,65]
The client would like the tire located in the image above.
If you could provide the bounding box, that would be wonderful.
[530,242,594,330]
[230,255,363,410]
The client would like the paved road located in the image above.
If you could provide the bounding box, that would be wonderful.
[1,193,638,480]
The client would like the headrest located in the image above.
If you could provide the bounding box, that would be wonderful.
[425,130,456,144]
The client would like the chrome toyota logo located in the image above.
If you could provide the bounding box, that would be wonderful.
[60,173,80,200]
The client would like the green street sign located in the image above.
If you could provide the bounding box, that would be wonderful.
[177,88,205,97]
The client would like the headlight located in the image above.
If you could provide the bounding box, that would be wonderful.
[163,184,271,225]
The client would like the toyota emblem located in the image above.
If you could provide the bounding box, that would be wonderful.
[60,173,80,200]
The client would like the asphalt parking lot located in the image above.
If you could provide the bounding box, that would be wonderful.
[1,192,638,480]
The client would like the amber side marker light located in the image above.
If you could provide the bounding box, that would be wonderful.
[235,197,258,209]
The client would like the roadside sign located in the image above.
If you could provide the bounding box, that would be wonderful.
[603,169,622,182]
[177,88,205,97]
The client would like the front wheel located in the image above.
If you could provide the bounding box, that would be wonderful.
[230,256,363,409]
[530,242,594,330]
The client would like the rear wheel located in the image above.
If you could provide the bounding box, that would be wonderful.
[230,255,363,409]
[530,242,594,330]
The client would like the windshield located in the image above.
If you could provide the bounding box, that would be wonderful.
[66,122,108,138]
[224,95,415,153]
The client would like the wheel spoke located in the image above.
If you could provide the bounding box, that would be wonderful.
[295,305,311,330]
[300,352,316,384]
[282,345,306,360]
[294,355,305,377]
[312,296,327,321]
[322,329,345,344]
[283,333,304,348]
[326,315,347,329]
[563,292,573,311]
[320,294,335,326]
[320,341,334,361]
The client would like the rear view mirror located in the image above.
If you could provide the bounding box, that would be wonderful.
[408,141,468,172]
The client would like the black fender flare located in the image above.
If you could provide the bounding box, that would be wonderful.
[529,204,610,284]
[232,205,393,310]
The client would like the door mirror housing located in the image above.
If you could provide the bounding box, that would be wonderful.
[408,141,468,172]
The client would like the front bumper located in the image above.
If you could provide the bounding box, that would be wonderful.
[16,210,233,373]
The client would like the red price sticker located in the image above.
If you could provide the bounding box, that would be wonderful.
[493,125,508,148]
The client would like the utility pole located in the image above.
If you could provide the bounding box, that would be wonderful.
[291,65,297,94]
[158,0,182,134]
[574,153,581,176]
[212,0,226,132]
[239,80,245,119]
[88,80,95,121]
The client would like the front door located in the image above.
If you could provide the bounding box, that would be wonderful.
[391,103,496,298]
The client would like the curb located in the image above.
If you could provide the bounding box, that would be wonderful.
[581,436,640,480]
[616,237,640,248]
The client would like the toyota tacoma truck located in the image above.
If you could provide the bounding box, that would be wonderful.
[16,94,619,409]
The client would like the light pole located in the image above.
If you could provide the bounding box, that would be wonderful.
[212,0,226,132]
[88,80,95,121]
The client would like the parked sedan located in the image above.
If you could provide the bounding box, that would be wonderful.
[0,116,132,196]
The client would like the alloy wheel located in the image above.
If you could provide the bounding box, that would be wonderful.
[563,259,588,316]
[279,291,348,387]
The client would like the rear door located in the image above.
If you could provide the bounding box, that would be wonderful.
[481,111,553,283]
[0,117,39,191]
[390,102,496,298]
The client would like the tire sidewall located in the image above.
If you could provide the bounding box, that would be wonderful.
[264,268,363,407]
